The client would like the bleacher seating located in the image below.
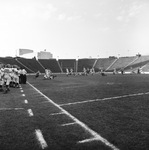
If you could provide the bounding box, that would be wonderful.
[125,55,149,72]
[0,57,18,65]
[58,59,76,72]
[16,58,45,73]
[38,59,61,73]
[77,59,96,72]
[94,58,116,72]
[108,56,137,71]
[141,63,149,72]
[0,57,26,70]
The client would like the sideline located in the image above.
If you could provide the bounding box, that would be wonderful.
[27,81,119,150]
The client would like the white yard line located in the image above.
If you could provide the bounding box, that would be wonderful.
[59,92,149,106]
[78,137,98,143]
[35,129,48,149]
[61,122,76,126]
[49,112,65,116]
[27,82,119,150]
[0,108,24,111]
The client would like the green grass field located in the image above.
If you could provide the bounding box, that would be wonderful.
[1,73,149,150]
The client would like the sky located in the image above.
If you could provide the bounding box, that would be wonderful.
[0,0,149,59]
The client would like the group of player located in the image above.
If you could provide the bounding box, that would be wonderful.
[65,67,95,76]
[0,63,27,94]
[35,67,96,78]
[35,68,56,80]
[66,68,75,76]
[77,66,143,76]
[34,66,144,81]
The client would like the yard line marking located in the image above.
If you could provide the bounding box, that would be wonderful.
[27,109,34,116]
[61,122,77,126]
[107,82,114,85]
[59,92,149,106]
[49,112,65,116]
[35,129,48,149]
[20,90,24,92]
[28,82,119,150]
[24,100,28,104]
[107,82,122,85]
[22,94,25,97]
[78,137,98,143]
[0,108,24,111]
[14,108,24,110]
[41,101,53,103]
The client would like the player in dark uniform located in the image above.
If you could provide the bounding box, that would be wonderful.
[35,71,40,79]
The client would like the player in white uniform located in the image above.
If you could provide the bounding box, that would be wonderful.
[90,68,95,75]
[113,68,117,75]
[44,68,50,79]
[66,68,69,77]
[70,68,74,75]
[0,64,4,92]
[11,68,20,88]
[2,65,12,93]
[44,68,56,79]
[83,67,87,76]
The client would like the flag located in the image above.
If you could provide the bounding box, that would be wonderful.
[19,49,34,55]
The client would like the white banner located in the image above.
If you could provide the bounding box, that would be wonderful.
[19,49,34,55]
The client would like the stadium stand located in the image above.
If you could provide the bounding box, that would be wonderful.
[108,56,137,71]
[58,59,76,72]
[141,63,149,73]
[16,58,45,73]
[94,57,117,72]
[0,57,17,65]
[1,55,149,74]
[0,57,27,70]
[125,55,149,72]
[77,59,97,72]
[38,59,61,73]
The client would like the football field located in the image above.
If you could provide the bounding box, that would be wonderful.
[0,73,149,150]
